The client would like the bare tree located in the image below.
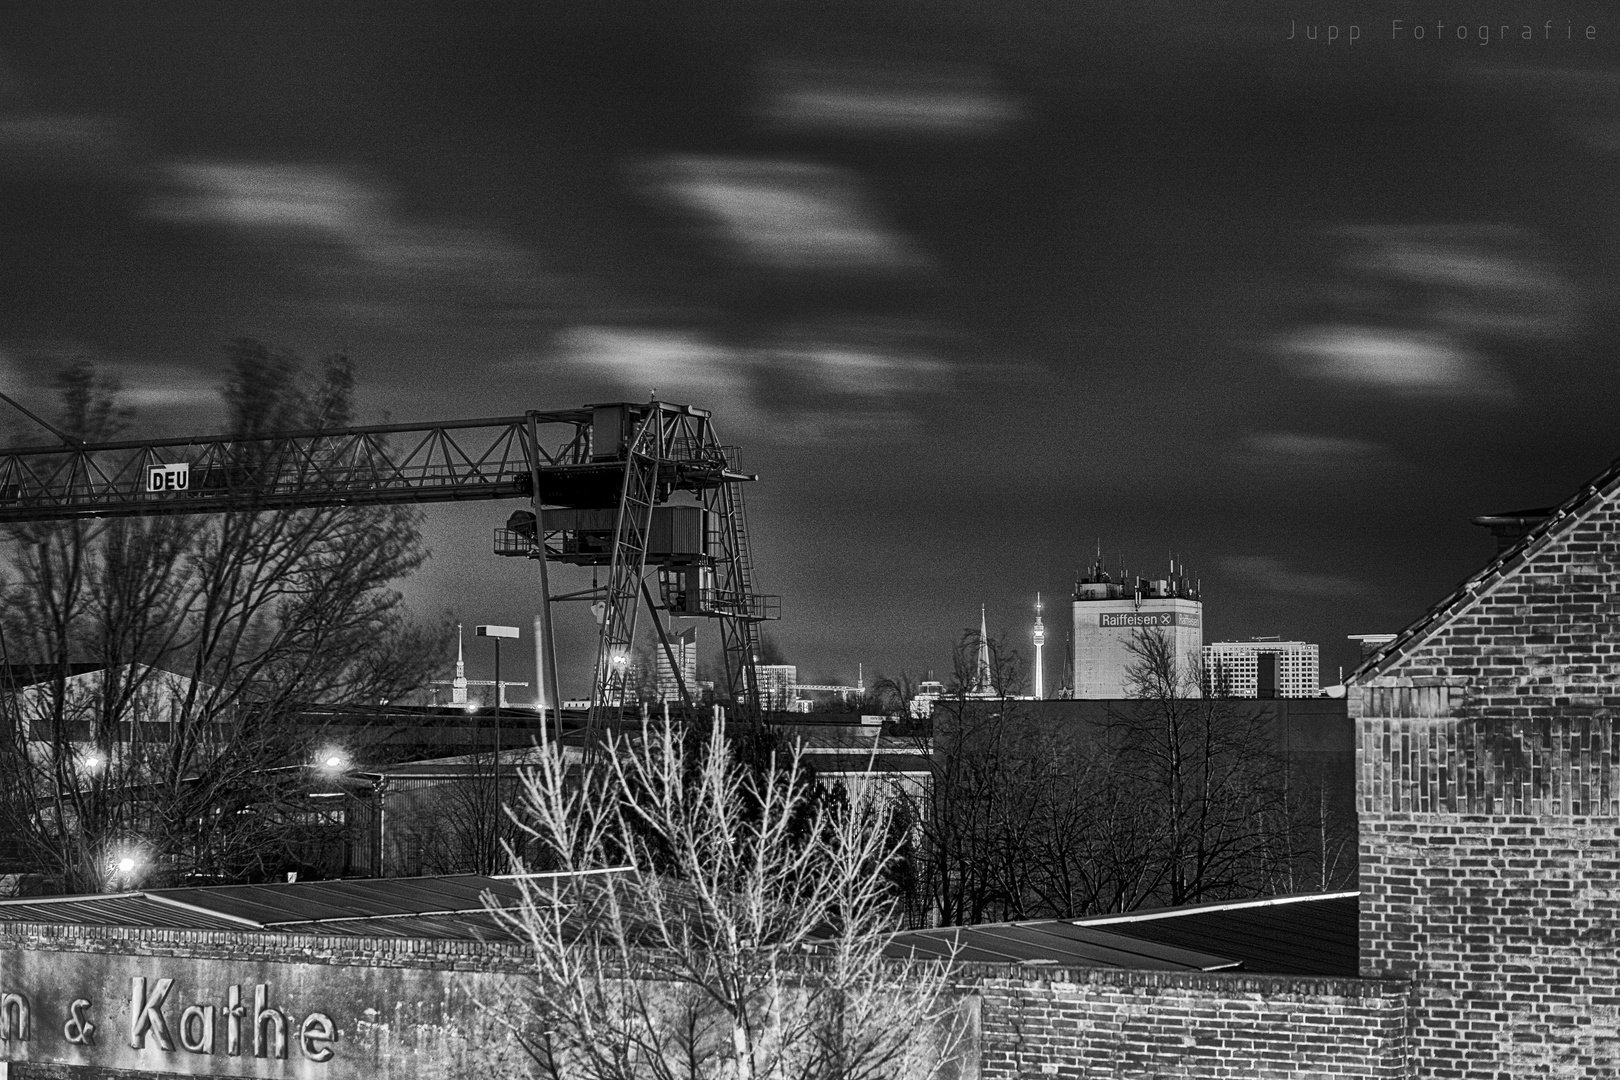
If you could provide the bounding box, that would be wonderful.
[1107,626,1287,906]
[409,757,533,877]
[485,718,969,1080]
[0,344,436,892]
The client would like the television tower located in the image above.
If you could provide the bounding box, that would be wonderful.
[1033,593,1046,699]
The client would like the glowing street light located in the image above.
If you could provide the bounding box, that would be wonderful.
[108,845,145,888]
[315,748,349,773]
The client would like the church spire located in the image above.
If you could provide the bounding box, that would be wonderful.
[975,604,993,693]
[452,623,469,705]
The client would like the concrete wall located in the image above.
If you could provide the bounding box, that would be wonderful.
[0,924,531,1080]
[1,922,1416,1080]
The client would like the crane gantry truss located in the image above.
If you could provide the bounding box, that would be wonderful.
[0,400,770,747]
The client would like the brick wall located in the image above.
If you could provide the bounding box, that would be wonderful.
[1354,488,1620,1077]
[1,921,1414,1080]
[976,967,1409,1079]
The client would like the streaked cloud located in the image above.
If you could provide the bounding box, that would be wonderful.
[154,162,374,237]
[148,160,575,326]
[1221,555,1365,598]
[553,326,745,396]
[760,59,1018,136]
[153,162,528,270]
[648,156,928,272]
[1340,224,1576,339]
[552,324,948,443]
[0,113,130,175]
[1232,432,1385,467]
[1277,325,1504,397]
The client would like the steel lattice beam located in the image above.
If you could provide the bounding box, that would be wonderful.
[0,399,773,740]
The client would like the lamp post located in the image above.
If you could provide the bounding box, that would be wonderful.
[475,624,520,870]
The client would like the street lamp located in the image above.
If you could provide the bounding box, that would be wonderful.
[108,844,145,890]
[475,624,520,863]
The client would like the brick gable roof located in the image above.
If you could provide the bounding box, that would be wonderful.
[1350,452,1620,682]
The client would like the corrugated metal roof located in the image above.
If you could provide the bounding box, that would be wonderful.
[886,892,1358,975]
[886,921,1240,971]
[0,873,550,938]
[0,894,251,931]
[1076,892,1360,977]
[153,874,524,926]
[0,876,1359,974]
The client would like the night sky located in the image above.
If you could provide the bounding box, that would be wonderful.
[3,1,1618,697]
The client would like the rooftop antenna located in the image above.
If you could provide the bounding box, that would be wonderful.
[0,389,79,446]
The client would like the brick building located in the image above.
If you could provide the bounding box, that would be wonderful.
[1348,457,1620,1077]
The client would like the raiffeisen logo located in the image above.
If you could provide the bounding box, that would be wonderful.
[1099,612,1181,628]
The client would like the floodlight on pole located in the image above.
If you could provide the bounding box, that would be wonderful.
[476,624,520,870]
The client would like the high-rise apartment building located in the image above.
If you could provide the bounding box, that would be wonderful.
[757,664,798,711]
[654,628,698,703]
[1202,638,1320,698]
[1072,555,1203,698]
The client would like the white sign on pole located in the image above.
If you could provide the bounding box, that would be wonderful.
[145,462,190,493]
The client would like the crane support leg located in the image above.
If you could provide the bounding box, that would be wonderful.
[585,413,661,755]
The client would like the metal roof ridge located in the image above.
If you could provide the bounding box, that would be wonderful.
[1074,891,1359,926]
[0,890,145,906]
[493,866,633,880]
[143,893,269,929]
[962,922,1243,971]
[262,905,508,927]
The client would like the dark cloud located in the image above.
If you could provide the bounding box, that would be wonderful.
[2,1,1619,689]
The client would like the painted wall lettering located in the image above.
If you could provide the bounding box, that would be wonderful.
[227,982,245,1055]
[254,983,287,1059]
[62,998,95,1046]
[1,972,338,1069]
[0,991,29,1042]
[129,976,176,1051]
[180,1004,216,1054]
[300,1013,336,1063]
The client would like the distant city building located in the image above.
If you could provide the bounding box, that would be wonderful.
[911,679,945,719]
[1348,633,1397,659]
[1203,638,1320,698]
[1072,554,1203,699]
[757,664,799,711]
[654,628,698,703]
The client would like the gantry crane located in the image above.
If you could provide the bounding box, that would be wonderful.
[0,397,776,749]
